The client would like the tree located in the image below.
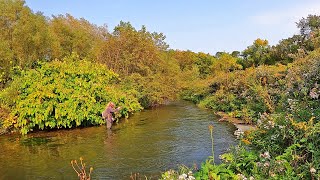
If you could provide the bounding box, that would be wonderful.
[215,51,225,58]
[231,51,240,58]
[0,0,53,86]
[270,35,302,64]
[49,14,106,60]
[212,53,242,74]
[296,14,320,52]
[195,52,215,78]
[297,14,320,39]
[170,50,197,71]
[97,21,167,76]
[241,38,272,68]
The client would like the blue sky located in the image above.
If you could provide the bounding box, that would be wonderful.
[25,0,320,55]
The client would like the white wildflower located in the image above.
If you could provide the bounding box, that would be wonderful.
[260,151,271,159]
[309,88,319,99]
[237,174,247,180]
[268,121,275,128]
[179,173,187,180]
[310,167,316,174]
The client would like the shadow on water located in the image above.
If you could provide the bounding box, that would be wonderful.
[20,137,52,146]
[0,101,237,179]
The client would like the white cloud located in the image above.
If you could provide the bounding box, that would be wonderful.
[246,1,320,47]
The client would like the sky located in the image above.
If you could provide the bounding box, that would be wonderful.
[25,0,320,55]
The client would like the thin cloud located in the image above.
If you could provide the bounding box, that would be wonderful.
[251,2,320,26]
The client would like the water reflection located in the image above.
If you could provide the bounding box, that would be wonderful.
[0,101,237,179]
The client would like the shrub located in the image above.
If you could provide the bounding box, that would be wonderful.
[246,114,320,179]
[186,64,287,123]
[283,49,320,122]
[0,54,142,134]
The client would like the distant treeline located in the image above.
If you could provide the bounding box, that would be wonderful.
[2,1,320,87]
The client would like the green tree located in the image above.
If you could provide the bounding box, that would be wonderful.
[169,50,197,71]
[0,0,53,86]
[97,21,167,76]
[49,14,106,60]
[296,14,320,52]
[195,52,215,78]
[231,51,240,58]
[297,14,320,40]
[212,53,242,74]
[241,38,272,68]
[270,35,302,64]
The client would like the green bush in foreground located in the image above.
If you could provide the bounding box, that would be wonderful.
[0,55,142,134]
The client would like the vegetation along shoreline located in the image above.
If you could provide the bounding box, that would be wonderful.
[1,1,320,179]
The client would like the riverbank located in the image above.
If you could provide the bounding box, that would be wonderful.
[215,112,256,137]
[0,127,7,136]
[0,101,237,179]
[0,122,8,136]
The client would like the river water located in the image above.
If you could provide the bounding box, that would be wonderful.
[0,101,237,179]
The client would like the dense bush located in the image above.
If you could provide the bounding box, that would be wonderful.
[162,114,320,179]
[180,78,211,104]
[189,64,287,123]
[185,47,320,125]
[166,50,320,179]
[282,49,320,122]
[0,54,142,134]
[238,114,320,179]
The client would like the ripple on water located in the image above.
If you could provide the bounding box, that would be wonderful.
[0,101,237,179]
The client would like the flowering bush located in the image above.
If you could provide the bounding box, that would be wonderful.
[282,49,320,122]
[193,64,287,123]
[243,114,320,179]
[173,50,320,179]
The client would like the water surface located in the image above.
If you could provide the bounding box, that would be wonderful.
[0,101,237,179]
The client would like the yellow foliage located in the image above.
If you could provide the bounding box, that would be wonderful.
[254,38,269,46]
[289,117,314,131]
[241,138,251,145]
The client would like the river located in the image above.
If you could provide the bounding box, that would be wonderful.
[0,101,237,179]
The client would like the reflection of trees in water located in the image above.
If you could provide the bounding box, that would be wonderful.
[0,102,237,179]
[18,136,63,158]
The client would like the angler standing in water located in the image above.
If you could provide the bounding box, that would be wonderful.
[102,102,121,129]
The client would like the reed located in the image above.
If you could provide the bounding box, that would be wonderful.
[71,157,93,180]
[208,124,214,163]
